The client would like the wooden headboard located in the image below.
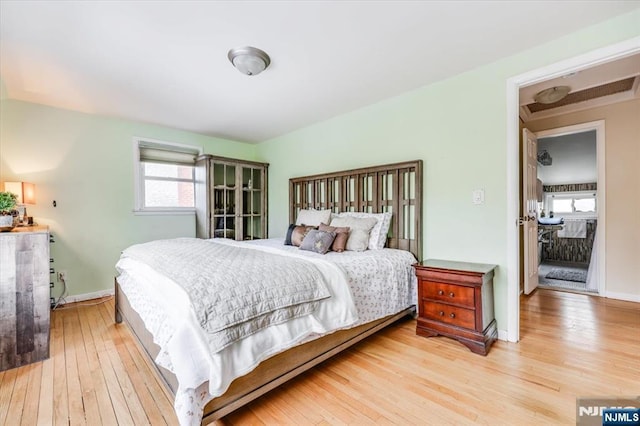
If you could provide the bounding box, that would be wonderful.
[289,160,422,260]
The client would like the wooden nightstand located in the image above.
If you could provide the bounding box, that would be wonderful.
[415,259,497,356]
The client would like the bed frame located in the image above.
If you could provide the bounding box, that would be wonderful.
[115,160,423,425]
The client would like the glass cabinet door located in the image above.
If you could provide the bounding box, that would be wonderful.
[197,155,267,241]
[240,166,263,240]
[211,162,236,239]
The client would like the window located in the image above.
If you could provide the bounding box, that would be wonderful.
[133,138,202,213]
[544,191,597,217]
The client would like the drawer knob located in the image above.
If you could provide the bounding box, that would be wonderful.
[439,311,444,316]
[449,292,455,297]
[438,290,444,296]
[449,313,456,318]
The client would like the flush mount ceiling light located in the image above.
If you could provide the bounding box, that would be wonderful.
[537,150,553,166]
[228,46,271,76]
[534,86,571,104]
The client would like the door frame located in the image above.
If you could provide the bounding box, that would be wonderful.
[534,121,606,296]
[505,35,640,343]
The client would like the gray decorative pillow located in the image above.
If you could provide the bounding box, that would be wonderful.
[299,230,336,254]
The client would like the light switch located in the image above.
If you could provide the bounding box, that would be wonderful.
[472,189,485,205]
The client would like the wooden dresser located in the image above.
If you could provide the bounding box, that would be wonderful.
[0,226,50,371]
[415,259,497,355]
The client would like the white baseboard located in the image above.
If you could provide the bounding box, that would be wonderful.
[60,289,115,305]
[604,291,640,303]
[498,329,508,341]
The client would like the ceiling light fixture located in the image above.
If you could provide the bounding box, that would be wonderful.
[537,150,553,166]
[228,46,271,76]
[534,86,571,104]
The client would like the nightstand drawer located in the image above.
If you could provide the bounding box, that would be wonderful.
[421,301,475,329]
[422,281,474,307]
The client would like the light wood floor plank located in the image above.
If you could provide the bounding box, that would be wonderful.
[68,308,101,426]
[35,356,53,426]
[62,309,86,426]
[5,363,31,424]
[104,302,176,425]
[0,289,638,426]
[83,300,135,425]
[91,301,150,425]
[20,361,43,426]
[0,368,17,425]
[96,301,167,425]
[76,304,118,426]
[51,309,68,426]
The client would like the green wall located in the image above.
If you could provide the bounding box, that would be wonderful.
[257,9,640,332]
[0,100,257,299]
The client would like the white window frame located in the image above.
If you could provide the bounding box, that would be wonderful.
[544,190,597,219]
[133,137,203,215]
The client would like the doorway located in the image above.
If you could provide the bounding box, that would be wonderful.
[535,124,604,296]
[505,36,640,343]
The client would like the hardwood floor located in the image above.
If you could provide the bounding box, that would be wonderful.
[1,289,638,425]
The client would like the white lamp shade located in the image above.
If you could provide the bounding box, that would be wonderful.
[232,54,267,76]
[4,181,36,204]
[534,86,571,104]
[228,46,271,76]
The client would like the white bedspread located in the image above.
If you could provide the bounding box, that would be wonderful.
[116,238,416,425]
[122,238,332,353]
[247,238,417,323]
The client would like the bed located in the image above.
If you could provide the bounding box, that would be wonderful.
[114,160,423,425]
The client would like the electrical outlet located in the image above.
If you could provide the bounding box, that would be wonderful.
[57,271,67,282]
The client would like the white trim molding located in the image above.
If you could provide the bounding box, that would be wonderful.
[58,288,115,306]
[132,136,203,214]
[604,292,640,304]
[497,329,509,342]
[506,36,640,343]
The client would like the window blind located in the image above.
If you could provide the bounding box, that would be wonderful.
[138,141,199,166]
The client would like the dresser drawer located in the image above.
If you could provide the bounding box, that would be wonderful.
[421,301,475,329]
[421,281,474,308]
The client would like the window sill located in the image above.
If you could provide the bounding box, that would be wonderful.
[133,209,196,216]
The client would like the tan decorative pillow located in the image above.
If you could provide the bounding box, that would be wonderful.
[319,223,350,252]
[295,209,332,227]
[329,216,377,251]
[291,225,316,247]
[333,211,392,249]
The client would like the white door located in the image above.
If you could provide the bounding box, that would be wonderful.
[522,128,539,294]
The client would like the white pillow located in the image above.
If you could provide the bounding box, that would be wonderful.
[333,212,392,250]
[295,209,332,227]
[329,216,377,251]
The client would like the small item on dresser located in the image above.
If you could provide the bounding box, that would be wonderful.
[415,259,498,356]
[0,191,18,231]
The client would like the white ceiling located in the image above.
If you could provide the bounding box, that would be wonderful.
[1,1,638,143]
[538,131,596,185]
